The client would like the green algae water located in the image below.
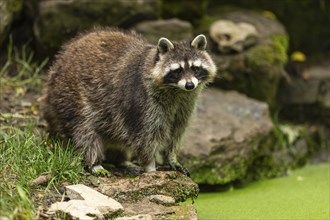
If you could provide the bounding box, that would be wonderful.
[193,163,330,220]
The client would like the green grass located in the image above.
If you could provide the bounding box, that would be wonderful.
[0,127,87,219]
[0,36,48,93]
[194,163,330,220]
[0,37,89,219]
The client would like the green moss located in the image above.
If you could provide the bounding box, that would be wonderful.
[271,34,289,64]
[245,122,316,182]
[246,39,287,70]
[242,34,288,107]
[94,169,111,177]
[193,163,330,219]
[186,122,315,186]
[7,0,24,13]
[188,156,251,185]
[189,163,221,185]
[0,0,24,45]
[215,33,289,107]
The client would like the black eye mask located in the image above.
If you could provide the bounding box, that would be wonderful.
[191,66,209,80]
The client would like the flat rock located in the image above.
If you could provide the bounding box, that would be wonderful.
[47,184,123,219]
[48,200,104,220]
[66,184,124,211]
[180,88,273,184]
[120,201,197,220]
[147,195,176,206]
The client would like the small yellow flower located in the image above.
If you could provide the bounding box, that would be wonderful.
[291,51,306,62]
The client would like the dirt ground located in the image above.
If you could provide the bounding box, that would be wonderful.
[0,82,46,129]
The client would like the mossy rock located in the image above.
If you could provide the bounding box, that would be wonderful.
[209,10,289,108]
[132,18,193,44]
[180,89,274,185]
[161,0,208,25]
[246,34,288,69]
[33,0,160,55]
[187,154,252,185]
[97,171,199,203]
[0,0,24,45]
[181,89,319,186]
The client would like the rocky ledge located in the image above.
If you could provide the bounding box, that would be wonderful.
[47,171,199,220]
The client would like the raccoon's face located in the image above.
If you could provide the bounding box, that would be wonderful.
[152,34,217,91]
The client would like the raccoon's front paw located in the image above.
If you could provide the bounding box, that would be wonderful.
[91,165,111,177]
[169,161,190,177]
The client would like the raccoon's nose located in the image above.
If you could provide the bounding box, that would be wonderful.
[185,82,195,90]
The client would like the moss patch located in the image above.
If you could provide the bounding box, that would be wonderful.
[190,162,249,185]
[271,34,289,64]
[214,32,289,107]
[187,152,252,185]
[193,163,330,219]
[243,34,288,107]
[246,34,288,70]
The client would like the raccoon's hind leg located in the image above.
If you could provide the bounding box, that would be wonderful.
[72,129,107,174]
[136,144,157,172]
[144,158,156,172]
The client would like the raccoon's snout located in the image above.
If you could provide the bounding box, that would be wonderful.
[185,82,195,90]
[177,77,198,91]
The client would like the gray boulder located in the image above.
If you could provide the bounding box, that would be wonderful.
[209,10,288,107]
[180,88,273,184]
[132,18,193,44]
[0,0,24,45]
[33,0,160,54]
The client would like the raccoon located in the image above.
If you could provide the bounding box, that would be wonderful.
[42,28,216,175]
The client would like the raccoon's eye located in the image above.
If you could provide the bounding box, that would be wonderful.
[164,67,183,84]
[191,66,201,72]
[170,67,183,78]
[172,67,182,75]
[191,66,209,80]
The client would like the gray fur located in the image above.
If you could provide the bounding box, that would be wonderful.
[42,28,216,173]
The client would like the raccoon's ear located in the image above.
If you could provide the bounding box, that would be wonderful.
[191,34,207,50]
[158,37,174,54]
